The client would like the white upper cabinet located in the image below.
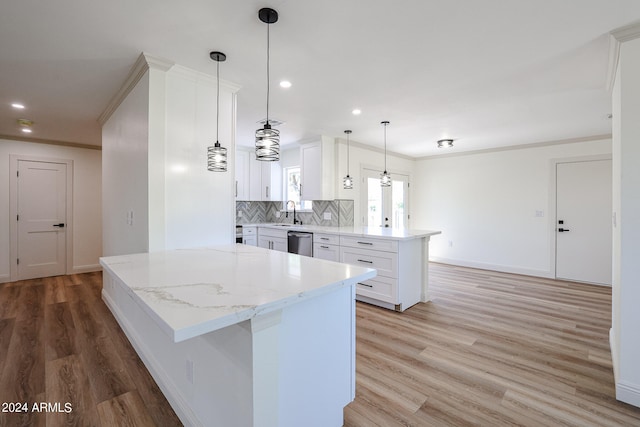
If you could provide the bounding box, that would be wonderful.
[235,149,250,200]
[300,136,335,201]
[248,153,282,201]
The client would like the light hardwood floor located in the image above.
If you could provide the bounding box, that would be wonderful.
[344,263,640,426]
[1,265,639,426]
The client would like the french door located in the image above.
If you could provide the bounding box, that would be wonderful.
[362,168,409,228]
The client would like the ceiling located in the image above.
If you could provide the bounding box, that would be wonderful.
[2,1,639,158]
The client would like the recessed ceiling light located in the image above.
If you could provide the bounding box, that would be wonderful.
[21,128,32,133]
[437,139,454,148]
[352,109,361,115]
[279,80,291,88]
[12,103,25,109]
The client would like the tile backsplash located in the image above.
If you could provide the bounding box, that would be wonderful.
[236,200,354,227]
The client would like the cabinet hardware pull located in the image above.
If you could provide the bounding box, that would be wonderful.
[357,259,373,264]
[321,237,329,240]
[266,186,270,199]
[320,245,329,249]
[357,241,373,245]
[300,184,303,198]
[359,283,373,288]
[235,180,238,197]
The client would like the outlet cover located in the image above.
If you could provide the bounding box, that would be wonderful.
[323,212,332,220]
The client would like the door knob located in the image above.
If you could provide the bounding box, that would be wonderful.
[53,223,65,228]
[558,228,570,232]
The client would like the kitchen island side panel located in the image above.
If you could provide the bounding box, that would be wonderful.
[102,269,356,427]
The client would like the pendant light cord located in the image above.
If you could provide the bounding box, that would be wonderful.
[266,22,270,123]
[384,123,387,171]
[216,59,220,143]
[347,134,350,175]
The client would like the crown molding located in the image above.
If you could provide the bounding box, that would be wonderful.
[611,20,640,43]
[97,52,175,126]
[0,134,101,150]
[606,35,621,92]
[415,134,611,160]
[170,64,242,93]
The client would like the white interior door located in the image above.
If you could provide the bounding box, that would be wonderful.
[556,159,612,285]
[17,160,68,280]
[362,168,409,228]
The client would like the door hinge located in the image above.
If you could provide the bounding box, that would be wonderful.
[17,214,19,221]
[17,258,19,265]
[17,171,19,177]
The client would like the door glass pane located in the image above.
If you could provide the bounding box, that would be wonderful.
[392,180,404,228]
[367,177,382,228]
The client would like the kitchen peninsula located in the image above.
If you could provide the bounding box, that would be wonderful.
[243,224,441,311]
[100,244,376,427]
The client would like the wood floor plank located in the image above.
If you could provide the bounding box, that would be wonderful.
[45,354,100,427]
[45,302,77,361]
[96,390,156,427]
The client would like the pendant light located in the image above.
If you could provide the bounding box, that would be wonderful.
[207,51,227,172]
[255,7,280,161]
[343,130,353,189]
[380,121,391,187]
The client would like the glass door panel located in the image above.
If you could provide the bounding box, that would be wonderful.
[362,168,409,228]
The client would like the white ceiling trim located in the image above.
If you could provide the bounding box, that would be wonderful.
[97,53,175,126]
[0,134,101,150]
[611,20,640,42]
[415,134,611,161]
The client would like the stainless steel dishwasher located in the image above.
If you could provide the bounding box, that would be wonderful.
[287,231,313,257]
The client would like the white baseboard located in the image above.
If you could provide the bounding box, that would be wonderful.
[71,264,102,274]
[101,290,203,427]
[429,256,554,279]
[0,273,10,284]
[616,381,640,408]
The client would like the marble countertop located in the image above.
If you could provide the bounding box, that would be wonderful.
[100,244,376,342]
[241,223,441,241]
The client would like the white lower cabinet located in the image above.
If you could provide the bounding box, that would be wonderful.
[257,227,288,252]
[340,235,422,312]
[313,233,340,262]
[242,226,257,246]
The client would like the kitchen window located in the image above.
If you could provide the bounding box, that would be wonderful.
[283,166,312,210]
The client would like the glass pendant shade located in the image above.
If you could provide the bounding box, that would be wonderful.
[380,170,391,187]
[343,129,353,189]
[207,142,227,172]
[255,124,280,161]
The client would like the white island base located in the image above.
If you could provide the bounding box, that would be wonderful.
[101,245,375,427]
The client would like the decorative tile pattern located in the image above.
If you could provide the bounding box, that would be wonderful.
[236,199,354,227]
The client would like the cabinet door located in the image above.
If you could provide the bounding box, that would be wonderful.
[257,236,271,249]
[272,237,288,252]
[262,162,282,201]
[242,236,257,246]
[236,150,250,200]
[300,137,334,201]
[249,155,263,201]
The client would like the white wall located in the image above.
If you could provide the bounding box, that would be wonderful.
[335,140,415,227]
[0,138,102,282]
[412,139,612,277]
[102,56,239,257]
[102,71,151,256]
[611,34,640,407]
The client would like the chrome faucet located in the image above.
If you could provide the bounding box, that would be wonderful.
[287,200,301,225]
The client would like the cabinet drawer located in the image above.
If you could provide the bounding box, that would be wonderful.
[340,247,397,278]
[243,226,257,236]
[313,243,340,262]
[356,276,397,303]
[258,227,288,239]
[313,233,339,245]
[340,235,398,253]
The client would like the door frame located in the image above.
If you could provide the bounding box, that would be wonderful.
[359,164,412,228]
[549,154,612,281]
[9,155,74,282]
